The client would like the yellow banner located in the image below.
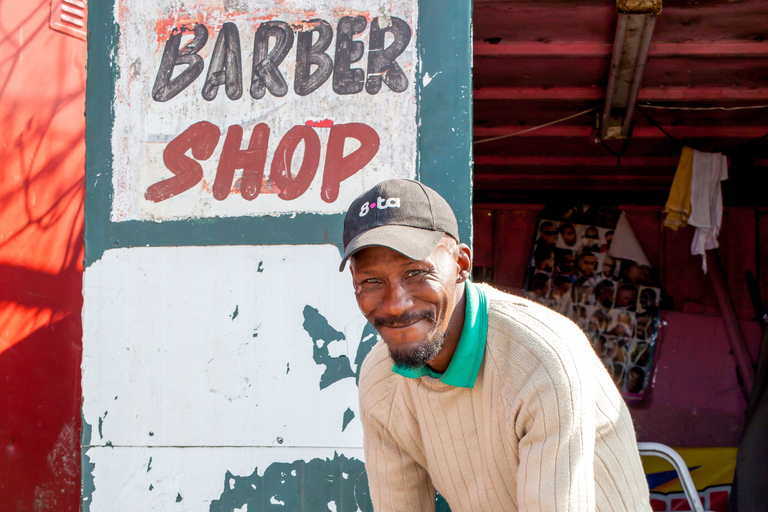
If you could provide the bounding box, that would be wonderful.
[642,447,736,512]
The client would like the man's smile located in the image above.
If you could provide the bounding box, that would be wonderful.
[374,311,435,331]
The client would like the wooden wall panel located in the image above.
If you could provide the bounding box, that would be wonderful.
[663,223,719,316]
[486,206,543,291]
[473,209,495,268]
[759,208,768,316]
[718,208,758,320]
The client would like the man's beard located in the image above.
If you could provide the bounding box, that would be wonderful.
[374,310,445,369]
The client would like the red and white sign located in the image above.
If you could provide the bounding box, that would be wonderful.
[111,0,418,221]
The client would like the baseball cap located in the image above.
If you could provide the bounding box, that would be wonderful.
[339,179,459,271]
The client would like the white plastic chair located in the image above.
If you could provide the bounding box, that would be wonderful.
[637,442,709,512]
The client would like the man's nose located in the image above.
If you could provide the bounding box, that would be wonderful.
[381,282,413,316]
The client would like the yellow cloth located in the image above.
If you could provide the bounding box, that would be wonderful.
[663,146,693,230]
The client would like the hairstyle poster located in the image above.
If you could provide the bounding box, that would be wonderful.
[524,206,661,402]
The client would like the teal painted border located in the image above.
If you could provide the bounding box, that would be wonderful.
[84,1,473,265]
[417,0,474,247]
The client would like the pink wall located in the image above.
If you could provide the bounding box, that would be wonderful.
[0,2,85,509]
[632,312,761,447]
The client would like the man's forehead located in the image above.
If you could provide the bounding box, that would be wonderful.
[350,245,429,270]
[350,238,454,269]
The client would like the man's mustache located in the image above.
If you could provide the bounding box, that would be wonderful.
[373,310,436,329]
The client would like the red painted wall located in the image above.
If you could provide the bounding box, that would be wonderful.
[474,203,765,447]
[0,2,85,510]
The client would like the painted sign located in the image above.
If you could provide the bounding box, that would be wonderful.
[84,0,472,509]
[111,0,418,221]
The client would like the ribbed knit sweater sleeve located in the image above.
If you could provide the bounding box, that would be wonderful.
[489,297,596,511]
[359,341,437,512]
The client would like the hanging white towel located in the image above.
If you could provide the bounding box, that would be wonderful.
[688,150,728,273]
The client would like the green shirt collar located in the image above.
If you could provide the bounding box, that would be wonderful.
[392,281,488,388]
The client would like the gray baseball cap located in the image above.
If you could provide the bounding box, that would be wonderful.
[339,179,459,271]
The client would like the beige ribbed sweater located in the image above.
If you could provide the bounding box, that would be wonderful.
[359,284,651,512]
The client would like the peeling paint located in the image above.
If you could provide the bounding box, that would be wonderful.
[80,416,95,512]
[98,410,108,440]
[302,305,353,389]
[342,408,355,432]
[210,454,372,512]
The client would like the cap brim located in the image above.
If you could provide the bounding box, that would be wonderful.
[339,225,446,271]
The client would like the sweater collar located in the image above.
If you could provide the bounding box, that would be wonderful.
[392,281,488,388]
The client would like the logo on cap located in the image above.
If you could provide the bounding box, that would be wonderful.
[359,196,401,217]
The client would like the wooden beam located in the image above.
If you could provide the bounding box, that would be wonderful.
[474,87,768,101]
[473,41,768,58]
[474,87,602,100]
[474,126,768,139]
[474,42,611,57]
[475,155,768,167]
[475,174,672,182]
[474,155,679,166]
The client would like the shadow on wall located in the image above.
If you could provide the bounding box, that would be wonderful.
[0,0,86,510]
[0,317,82,511]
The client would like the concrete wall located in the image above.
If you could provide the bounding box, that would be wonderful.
[82,1,472,510]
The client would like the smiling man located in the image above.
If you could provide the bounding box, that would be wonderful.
[339,179,651,512]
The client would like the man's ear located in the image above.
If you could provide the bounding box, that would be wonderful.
[456,243,472,283]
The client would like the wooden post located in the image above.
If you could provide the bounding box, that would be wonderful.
[706,249,755,396]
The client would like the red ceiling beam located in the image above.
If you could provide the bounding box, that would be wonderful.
[475,174,672,183]
[475,87,603,100]
[475,155,768,167]
[474,126,768,139]
[474,87,768,101]
[474,41,768,58]
[474,42,612,57]
[474,155,679,167]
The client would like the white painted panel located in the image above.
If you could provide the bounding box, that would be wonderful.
[111,0,418,221]
[82,245,371,448]
[85,446,367,512]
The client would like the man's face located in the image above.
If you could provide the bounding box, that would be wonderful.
[616,287,637,308]
[601,257,616,277]
[598,282,615,306]
[578,254,597,276]
[542,252,555,271]
[350,239,466,369]
[560,253,575,271]
[640,289,656,310]
[561,226,577,246]
[539,224,557,245]
[552,281,571,300]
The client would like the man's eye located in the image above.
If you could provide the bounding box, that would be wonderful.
[405,270,422,279]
